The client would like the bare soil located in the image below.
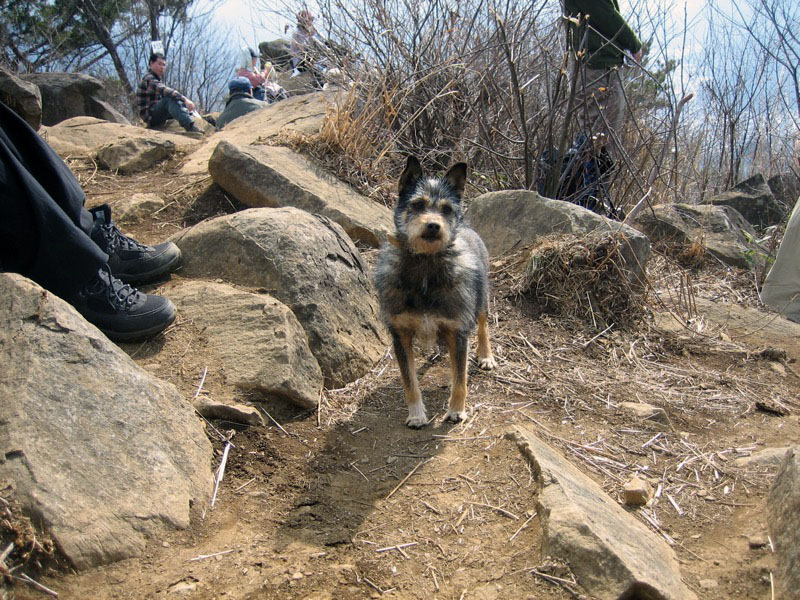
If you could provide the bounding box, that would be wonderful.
[7,155,800,599]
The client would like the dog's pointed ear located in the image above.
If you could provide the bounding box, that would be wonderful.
[444,162,468,198]
[399,155,424,197]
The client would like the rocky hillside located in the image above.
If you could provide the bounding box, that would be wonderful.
[1,79,799,600]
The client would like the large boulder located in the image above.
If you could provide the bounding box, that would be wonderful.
[703,174,786,229]
[259,39,293,71]
[635,203,760,269]
[209,141,392,247]
[22,72,129,126]
[767,172,800,212]
[167,280,323,409]
[508,426,697,600]
[171,207,387,388]
[0,273,212,570]
[43,116,199,159]
[0,66,42,130]
[767,446,800,600]
[180,92,329,176]
[467,190,650,281]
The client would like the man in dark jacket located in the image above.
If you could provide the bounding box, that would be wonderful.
[215,77,267,130]
[564,0,642,158]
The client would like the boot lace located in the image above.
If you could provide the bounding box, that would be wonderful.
[99,265,141,310]
[99,222,148,254]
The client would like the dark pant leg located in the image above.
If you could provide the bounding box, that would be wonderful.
[0,101,107,299]
[149,96,193,130]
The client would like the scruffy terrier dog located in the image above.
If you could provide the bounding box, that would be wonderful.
[375,156,497,428]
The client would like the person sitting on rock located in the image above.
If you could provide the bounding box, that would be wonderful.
[0,100,181,342]
[215,77,267,130]
[136,52,202,135]
[235,47,288,103]
[289,10,326,90]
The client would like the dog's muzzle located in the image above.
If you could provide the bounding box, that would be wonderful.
[422,222,441,240]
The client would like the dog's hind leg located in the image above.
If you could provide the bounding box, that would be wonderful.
[476,311,497,370]
[444,329,470,423]
[391,328,428,428]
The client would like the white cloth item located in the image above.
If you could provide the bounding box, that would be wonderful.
[761,195,800,322]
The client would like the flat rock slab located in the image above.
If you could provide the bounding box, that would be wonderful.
[0,273,212,570]
[167,280,323,409]
[181,92,329,176]
[634,203,758,269]
[171,207,387,388]
[43,116,200,157]
[733,447,791,468]
[97,137,176,174]
[767,446,800,600]
[209,141,392,247]
[507,425,697,600]
[653,297,800,362]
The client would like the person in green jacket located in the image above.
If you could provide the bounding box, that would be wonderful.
[564,0,643,159]
[215,77,267,130]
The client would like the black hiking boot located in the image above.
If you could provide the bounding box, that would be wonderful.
[68,265,177,342]
[90,204,181,284]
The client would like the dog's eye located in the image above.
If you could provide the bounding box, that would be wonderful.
[411,199,426,212]
[441,204,453,216]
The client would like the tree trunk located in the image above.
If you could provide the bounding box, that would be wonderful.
[75,0,135,105]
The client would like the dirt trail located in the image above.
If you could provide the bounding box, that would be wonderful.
[12,159,800,599]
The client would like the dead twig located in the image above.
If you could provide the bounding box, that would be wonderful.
[385,458,432,500]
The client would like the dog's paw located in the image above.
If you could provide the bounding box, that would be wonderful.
[444,409,468,423]
[477,356,497,370]
[405,403,428,429]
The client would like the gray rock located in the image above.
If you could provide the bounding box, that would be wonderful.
[704,174,786,229]
[767,446,800,600]
[193,397,265,427]
[112,193,167,224]
[87,95,130,125]
[22,72,129,126]
[0,66,42,130]
[259,39,293,71]
[97,137,176,174]
[508,425,697,600]
[171,207,387,388]
[733,447,791,468]
[0,273,212,570]
[168,280,323,408]
[623,476,652,506]
[44,116,200,158]
[620,402,671,427]
[635,203,760,269]
[468,190,650,282]
[768,172,800,211]
[209,141,392,247]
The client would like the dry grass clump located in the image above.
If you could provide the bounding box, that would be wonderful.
[516,233,648,330]
[279,86,399,209]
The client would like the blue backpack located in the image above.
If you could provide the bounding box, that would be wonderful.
[537,133,623,220]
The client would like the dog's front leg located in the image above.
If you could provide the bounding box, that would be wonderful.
[391,328,427,428]
[476,311,497,370]
[444,329,470,422]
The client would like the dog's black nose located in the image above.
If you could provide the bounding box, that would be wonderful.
[425,222,440,236]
